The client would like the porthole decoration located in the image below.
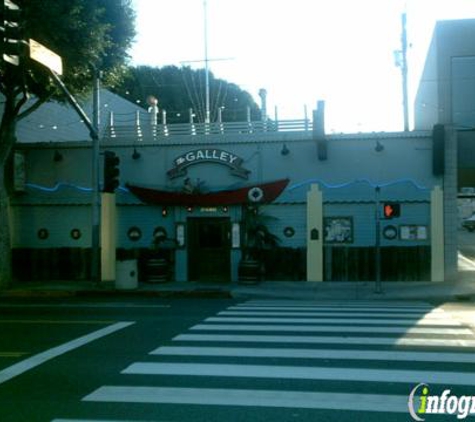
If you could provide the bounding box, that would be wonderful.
[127,226,142,242]
[153,226,167,241]
[37,228,49,240]
[70,228,81,240]
[283,226,295,238]
[248,186,264,203]
[383,225,398,240]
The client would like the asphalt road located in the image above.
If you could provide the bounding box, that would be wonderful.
[0,297,474,422]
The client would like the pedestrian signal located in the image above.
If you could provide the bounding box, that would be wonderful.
[382,202,400,219]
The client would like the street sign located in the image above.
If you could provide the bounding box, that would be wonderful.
[29,38,62,75]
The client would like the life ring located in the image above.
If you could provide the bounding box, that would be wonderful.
[248,187,264,203]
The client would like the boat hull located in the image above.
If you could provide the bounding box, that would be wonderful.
[126,179,289,206]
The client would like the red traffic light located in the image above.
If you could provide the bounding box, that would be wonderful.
[103,151,120,193]
[382,202,400,219]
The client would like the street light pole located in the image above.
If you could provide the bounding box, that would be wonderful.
[48,69,101,283]
[91,69,101,284]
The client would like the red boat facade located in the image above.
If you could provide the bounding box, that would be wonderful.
[126,179,290,206]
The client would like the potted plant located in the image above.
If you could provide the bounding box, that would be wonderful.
[146,227,170,283]
[239,206,280,284]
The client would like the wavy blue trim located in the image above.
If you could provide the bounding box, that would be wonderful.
[288,178,429,191]
[26,182,92,192]
[26,183,131,193]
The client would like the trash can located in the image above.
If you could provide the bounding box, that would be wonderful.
[116,259,138,290]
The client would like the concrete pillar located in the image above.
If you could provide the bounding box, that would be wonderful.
[101,193,116,281]
[431,186,444,282]
[307,184,323,281]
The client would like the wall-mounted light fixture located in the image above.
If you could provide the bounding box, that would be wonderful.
[375,140,385,152]
[132,148,141,160]
[281,143,290,156]
[53,150,63,162]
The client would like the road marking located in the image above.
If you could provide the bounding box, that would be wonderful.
[0,321,134,385]
[229,305,443,313]
[240,300,433,308]
[0,352,27,358]
[83,386,407,413]
[0,320,115,325]
[0,304,171,309]
[122,361,475,386]
[458,252,475,270]
[205,316,461,326]
[174,333,475,347]
[190,323,472,335]
[219,310,448,318]
[151,345,475,363]
[52,419,164,422]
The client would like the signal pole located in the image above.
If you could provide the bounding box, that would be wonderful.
[374,186,382,294]
[91,68,101,285]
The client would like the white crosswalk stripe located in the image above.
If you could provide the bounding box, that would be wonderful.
[55,300,475,420]
[151,345,475,363]
[204,316,461,325]
[190,323,472,335]
[121,361,475,385]
[173,332,475,347]
[83,386,407,413]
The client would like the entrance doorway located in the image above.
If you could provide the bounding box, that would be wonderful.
[188,217,231,282]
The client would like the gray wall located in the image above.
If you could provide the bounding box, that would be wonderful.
[415,19,475,130]
[13,130,437,253]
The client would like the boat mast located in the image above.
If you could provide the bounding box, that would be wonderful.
[204,0,210,124]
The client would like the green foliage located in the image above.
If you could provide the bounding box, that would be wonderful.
[0,0,136,286]
[242,206,280,260]
[0,0,136,102]
[112,65,262,123]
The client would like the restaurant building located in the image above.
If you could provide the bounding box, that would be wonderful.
[10,19,475,285]
[9,96,454,284]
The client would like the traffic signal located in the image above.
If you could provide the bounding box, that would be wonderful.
[382,202,401,219]
[0,0,25,66]
[103,151,120,193]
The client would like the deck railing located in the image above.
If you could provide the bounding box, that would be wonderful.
[104,111,312,140]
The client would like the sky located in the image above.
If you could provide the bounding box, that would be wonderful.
[130,0,475,133]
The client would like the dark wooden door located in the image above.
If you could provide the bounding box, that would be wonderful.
[188,217,231,282]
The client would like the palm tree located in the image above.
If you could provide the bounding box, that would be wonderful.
[240,206,279,282]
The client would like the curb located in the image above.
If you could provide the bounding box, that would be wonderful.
[0,289,233,300]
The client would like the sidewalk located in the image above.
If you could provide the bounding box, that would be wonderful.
[0,271,474,303]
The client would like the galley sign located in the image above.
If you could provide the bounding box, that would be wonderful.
[167,149,250,179]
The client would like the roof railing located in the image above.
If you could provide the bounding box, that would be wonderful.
[104,110,312,140]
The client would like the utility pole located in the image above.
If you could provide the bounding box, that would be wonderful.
[401,12,409,131]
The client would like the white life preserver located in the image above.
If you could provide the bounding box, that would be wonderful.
[248,187,264,203]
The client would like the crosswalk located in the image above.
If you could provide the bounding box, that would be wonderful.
[52,300,475,421]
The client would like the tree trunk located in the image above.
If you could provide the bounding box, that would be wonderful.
[0,90,24,288]
[0,162,11,288]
